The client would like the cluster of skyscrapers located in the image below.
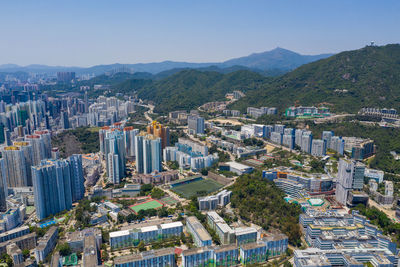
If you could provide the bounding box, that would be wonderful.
[163,138,218,171]
[240,123,374,160]
[87,96,136,127]
[32,155,84,220]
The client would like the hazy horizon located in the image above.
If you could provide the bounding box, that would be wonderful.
[0,0,399,67]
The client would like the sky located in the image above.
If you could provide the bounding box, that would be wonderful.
[0,0,399,66]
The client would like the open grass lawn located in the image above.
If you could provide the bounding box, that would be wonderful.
[171,178,223,198]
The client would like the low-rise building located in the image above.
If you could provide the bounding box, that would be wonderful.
[35,226,58,263]
[114,247,175,267]
[83,235,99,267]
[110,221,183,249]
[294,247,397,267]
[239,241,267,265]
[225,162,253,175]
[207,212,235,245]
[261,233,289,257]
[65,228,102,252]
[132,170,179,185]
[234,227,258,245]
[7,243,23,265]
[182,245,239,267]
[186,216,212,247]
[198,196,218,211]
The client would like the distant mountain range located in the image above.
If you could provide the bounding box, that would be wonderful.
[0,48,333,76]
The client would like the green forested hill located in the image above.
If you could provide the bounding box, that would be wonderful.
[122,69,268,113]
[231,44,400,113]
[109,44,400,114]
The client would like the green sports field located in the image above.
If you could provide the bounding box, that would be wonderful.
[171,178,223,198]
[130,199,164,213]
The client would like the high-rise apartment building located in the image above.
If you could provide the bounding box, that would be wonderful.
[25,134,47,166]
[282,134,295,149]
[102,129,126,184]
[33,130,52,159]
[61,111,70,129]
[301,131,313,154]
[67,155,85,202]
[57,72,76,83]
[0,159,8,212]
[32,159,74,220]
[330,136,344,155]
[135,133,162,174]
[147,121,170,149]
[322,131,334,149]
[311,139,326,157]
[335,159,365,205]
[123,127,139,159]
[1,143,33,187]
[187,116,205,135]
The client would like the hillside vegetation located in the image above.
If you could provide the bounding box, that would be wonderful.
[114,69,268,113]
[229,171,302,246]
[93,44,400,114]
[232,44,400,113]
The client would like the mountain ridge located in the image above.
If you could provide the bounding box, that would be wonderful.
[0,48,333,76]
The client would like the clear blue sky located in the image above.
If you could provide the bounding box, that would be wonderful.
[0,0,398,66]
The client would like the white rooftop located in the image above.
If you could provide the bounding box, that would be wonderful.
[110,230,130,238]
[160,221,183,229]
[226,161,252,171]
[141,225,159,232]
[234,227,257,235]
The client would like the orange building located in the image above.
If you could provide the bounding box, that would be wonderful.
[147,121,170,149]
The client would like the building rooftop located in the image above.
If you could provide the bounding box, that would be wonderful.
[114,247,175,264]
[160,221,183,229]
[65,228,101,242]
[213,244,238,253]
[240,241,266,250]
[207,211,225,224]
[187,216,212,242]
[36,226,58,251]
[109,230,130,238]
[141,225,159,233]
[234,227,257,236]
[226,161,252,171]
[83,235,98,267]
[181,246,213,257]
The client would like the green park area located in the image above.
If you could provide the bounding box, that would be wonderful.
[171,178,223,198]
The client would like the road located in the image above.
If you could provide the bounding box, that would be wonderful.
[368,198,398,222]
[141,103,155,123]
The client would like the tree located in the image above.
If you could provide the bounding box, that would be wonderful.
[157,207,169,218]
[58,242,72,256]
[0,253,13,266]
[117,213,126,224]
[140,184,153,196]
[126,213,137,223]
[101,250,109,262]
[150,188,165,199]
[22,249,30,260]
[137,241,146,252]
[200,169,209,176]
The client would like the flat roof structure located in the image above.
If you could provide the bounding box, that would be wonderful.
[114,247,175,264]
[187,216,212,242]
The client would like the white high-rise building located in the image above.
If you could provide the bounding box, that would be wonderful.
[311,139,326,157]
[336,159,365,205]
